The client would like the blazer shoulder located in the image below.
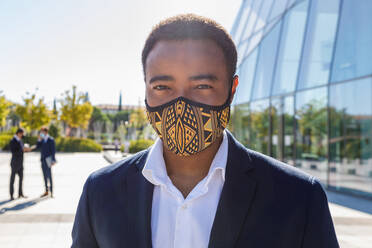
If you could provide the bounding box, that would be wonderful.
[87,149,149,187]
[9,137,16,145]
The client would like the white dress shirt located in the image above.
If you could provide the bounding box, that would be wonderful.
[142,131,228,248]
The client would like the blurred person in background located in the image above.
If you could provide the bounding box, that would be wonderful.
[9,128,31,200]
[36,127,56,198]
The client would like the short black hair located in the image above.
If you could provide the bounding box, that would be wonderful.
[142,14,237,81]
[16,128,24,135]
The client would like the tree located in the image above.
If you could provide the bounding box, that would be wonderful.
[89,106,109,131]
[60,86,93,136]
[0,95,11,127]
[129,108,147,139]
[15,93,51,132]
[118,91,122,112]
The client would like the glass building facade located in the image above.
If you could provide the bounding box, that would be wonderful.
[230,0,372,197]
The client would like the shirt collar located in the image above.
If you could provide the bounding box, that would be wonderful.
[142,130,228,187]
[14,135,21,142]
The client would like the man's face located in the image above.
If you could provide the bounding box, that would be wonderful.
[145,39,235,106]
[17,132,24,139]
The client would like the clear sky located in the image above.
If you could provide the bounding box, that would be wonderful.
[0,0,241,107]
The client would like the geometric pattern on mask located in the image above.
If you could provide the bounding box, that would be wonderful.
[147,98,230,156]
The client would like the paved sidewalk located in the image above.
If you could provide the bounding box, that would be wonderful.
[0,151,371,247]
[0,152,107,248]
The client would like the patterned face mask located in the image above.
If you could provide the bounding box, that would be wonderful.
[145,95,230,156]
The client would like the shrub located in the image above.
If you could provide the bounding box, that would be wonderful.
[56,137,102,152]
[120,144,125,153]
[0,134,38,150]
[129,139,154,153]
[0,134,12,150]
[48,123,60,138]
[23,135,38,146]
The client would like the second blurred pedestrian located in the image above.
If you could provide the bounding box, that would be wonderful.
[36,127,56,198]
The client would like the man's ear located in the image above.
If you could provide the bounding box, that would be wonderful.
[230,75,239,104]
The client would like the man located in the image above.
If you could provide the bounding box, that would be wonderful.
[72,14,339,247]
[36,127,56,198]
[9,128,30,200]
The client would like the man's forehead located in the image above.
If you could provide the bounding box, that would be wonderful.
[145,39,226,69]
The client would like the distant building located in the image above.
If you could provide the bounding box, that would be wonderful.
[95,104,139,114]
[231,0,372,197]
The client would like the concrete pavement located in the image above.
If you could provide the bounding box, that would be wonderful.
[0,152,107,248]
[0,151,371,247]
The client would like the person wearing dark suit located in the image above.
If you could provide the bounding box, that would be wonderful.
[36,127,56,198]
[72,14,339,248]
[9,128,30,200]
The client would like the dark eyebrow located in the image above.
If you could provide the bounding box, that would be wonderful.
[189,74,218,82]
[149,75,174,84]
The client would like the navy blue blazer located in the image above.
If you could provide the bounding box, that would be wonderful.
[36,137,56,162]
[10,137,24,170]
[71,131,339,248]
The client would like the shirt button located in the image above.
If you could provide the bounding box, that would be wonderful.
[181,204,188,210]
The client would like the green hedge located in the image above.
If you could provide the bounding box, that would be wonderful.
[56,137,102,152]
[0,134,102,152]
[129,139,154,153]
[0,134,12,150]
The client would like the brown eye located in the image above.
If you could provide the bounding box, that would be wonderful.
[153,85,170,90]
[196,84,212,89]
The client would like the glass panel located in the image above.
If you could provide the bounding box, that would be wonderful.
[230,103,250,147]
[272,0,309,96]
[237,41,250,65]
[252,0,274,33]
[251,21,281,100]
[244,30,263,58]
[240,0,263,42]
[271,96,295,164]
[269,0,288,21]
[234,49,258,105]
[250,99,270,155]
[295,87,328,183]
[298,0,340,90]
[331,0,372,82]
[234,0,255,43]
[329,77,372,194]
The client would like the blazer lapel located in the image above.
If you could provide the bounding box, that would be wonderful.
[125,151,154,248]
[208,132,257,248]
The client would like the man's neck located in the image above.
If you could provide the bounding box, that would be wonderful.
[163,135,223,198]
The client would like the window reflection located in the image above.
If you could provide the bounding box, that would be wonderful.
[329,78,372,193]
[251,21,281,100]
[234,50,258,105]
[230,104,250,147]
[272,0,309,95]
[250,100,270,155]
[295,88,328,183]
[331,0,372,82]
[298,0,340,89]
[271,96,294,164]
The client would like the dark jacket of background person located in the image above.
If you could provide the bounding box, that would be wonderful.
[9,136,25,197]
[10,136,24,171]
[71,131,339,248]
[36,136,56,162]
[37,136,56,195]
